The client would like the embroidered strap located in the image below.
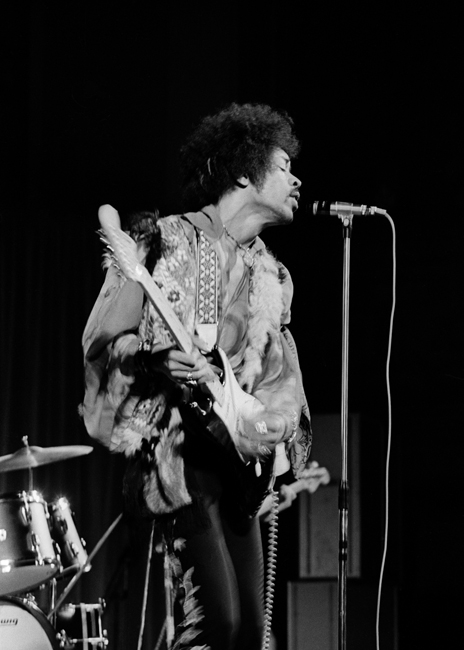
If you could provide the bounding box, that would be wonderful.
[196,230,218,350]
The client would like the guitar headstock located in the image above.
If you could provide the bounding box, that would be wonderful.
[98,204,146,283]
[300,465,331,494]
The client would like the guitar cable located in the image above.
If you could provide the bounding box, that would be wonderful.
[262,488,280,650]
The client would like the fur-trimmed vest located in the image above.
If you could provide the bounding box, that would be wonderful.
[81,212,311,517]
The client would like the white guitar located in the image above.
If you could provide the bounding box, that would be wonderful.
[98,204,289,476]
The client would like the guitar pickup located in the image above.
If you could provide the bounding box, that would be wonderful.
[206,346,225,385]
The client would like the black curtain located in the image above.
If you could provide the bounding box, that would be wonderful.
[1,4,462,648]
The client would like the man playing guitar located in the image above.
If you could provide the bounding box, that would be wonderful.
[82,103,311,650]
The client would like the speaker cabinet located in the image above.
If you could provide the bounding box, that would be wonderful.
[299,413,362,578]
[287,580,398,650]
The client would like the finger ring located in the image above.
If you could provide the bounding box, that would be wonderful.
[257,443,271,457]
[255,421,268,435]
[187,371,193,382]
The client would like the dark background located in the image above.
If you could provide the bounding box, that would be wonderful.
[1,4,462,648]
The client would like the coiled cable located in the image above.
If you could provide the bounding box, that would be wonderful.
[262,489,280,650]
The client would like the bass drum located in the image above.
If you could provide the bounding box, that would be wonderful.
[0,596,58,649]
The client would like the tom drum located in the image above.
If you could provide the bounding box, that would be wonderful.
[49,497,90,577]
[0,492,60,596]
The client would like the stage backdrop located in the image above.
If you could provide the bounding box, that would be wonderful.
[1,4,463,648]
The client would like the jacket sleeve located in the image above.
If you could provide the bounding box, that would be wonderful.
[81,264,144,448]
[281,326,313,477]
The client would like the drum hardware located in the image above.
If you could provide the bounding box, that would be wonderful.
[0,596,109,649]
[35,575,58,620]
[0,438,93,598]
[48,513,123,620]
[55,599,108,649]
[31,532,41,554]
[0,438,120,648]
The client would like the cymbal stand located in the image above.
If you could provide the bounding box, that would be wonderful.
[46,577,58,627]
[22,436,34,492]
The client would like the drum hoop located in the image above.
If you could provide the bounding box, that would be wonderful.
[24,490,48,504]
[0,492,25,502]
[0,558,59,570]
[0,490,47,500]
[0,595,58,648]
[49,496,71,510]
[0,560,61,597]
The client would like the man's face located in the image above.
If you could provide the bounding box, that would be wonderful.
[254,148,302,225]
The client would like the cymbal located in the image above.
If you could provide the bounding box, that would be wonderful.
[0,444,93,472]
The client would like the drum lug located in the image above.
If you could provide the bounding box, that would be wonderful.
[56,515,69,536]
[30,531,42,559]
[53,540,63,567]
[20,504,30,527]
[68,540,79,559]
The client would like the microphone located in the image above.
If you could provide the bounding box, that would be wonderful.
[313,201,386,216]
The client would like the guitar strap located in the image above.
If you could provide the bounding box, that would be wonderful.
[196,230,219,350]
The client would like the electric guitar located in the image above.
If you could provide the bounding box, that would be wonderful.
[98,204,289,478]
[258,463,331,521]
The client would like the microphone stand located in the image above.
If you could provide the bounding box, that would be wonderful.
[313,200,388,648]
[338,213,353,650]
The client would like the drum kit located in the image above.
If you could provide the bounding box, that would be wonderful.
[0,437,109,649]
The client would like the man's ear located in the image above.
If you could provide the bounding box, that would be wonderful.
[235,175,249,189]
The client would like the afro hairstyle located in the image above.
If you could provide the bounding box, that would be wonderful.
[179,102,300,211]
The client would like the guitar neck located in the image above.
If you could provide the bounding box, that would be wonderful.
[138,268,225,404]
[138,268,195,355]
[288,479,310,496]
[98,208,228,409]
[289,470,331,497]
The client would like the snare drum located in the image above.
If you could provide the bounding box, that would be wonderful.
[0,492,60,596]
[49,498,90,577]
[0,596,58,649]
[56,601,108,649]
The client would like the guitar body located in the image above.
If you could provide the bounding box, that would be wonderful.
[180,400,275,519]
[181,348,288,516]
[212,348,264,435]
[213,348,290,475]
